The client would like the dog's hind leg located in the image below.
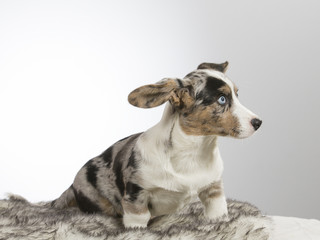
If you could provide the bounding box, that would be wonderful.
[122,199,151,228]
[121,183,151,228]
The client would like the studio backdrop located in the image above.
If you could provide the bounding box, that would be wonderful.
[0,0,319,219]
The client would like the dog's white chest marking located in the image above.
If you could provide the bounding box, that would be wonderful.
[140,148,223,189]
[137,114,224,215]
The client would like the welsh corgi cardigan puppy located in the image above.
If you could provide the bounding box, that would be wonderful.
[52,62,262,228]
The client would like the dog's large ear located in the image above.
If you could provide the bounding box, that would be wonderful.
[128,78,191,109]
[197,61,229,73]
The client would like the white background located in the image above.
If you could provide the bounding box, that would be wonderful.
[0,0,319,219]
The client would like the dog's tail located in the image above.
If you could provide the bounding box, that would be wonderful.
[50,185,77,209]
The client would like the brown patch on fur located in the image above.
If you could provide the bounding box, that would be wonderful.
[171,87,194,110]
[99,197,120,217]
[218,85,232,97]
[178,81,241,136]
[121,199,149,215]
[179,103,240,136]
[198,181,223,202]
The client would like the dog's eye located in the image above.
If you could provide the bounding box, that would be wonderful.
[218,95,227,105]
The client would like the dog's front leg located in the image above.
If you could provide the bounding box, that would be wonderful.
[121,194,151,228]
[198,180,228,220]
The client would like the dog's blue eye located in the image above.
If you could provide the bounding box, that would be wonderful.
[218,96,226,105]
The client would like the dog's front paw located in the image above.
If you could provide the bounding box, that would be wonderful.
[123,211,151,229]
[203,196,228,221]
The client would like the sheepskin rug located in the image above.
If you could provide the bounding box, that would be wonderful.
[0,195,272,240]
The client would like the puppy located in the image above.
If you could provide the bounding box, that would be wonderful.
[52,62,262,228]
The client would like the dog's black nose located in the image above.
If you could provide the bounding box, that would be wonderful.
[251,118,262,131]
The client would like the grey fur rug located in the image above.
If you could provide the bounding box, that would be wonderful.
[0,195,272,240]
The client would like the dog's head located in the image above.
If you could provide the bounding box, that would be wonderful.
[128,62,262,139]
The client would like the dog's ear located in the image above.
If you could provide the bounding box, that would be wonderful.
[128,78,180,108]
[170,86,194,111]
[128,78,194,109]
[197,61,229,73]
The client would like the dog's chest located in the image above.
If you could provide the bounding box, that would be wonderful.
[139,144,223,193]
[139,147,223,217]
